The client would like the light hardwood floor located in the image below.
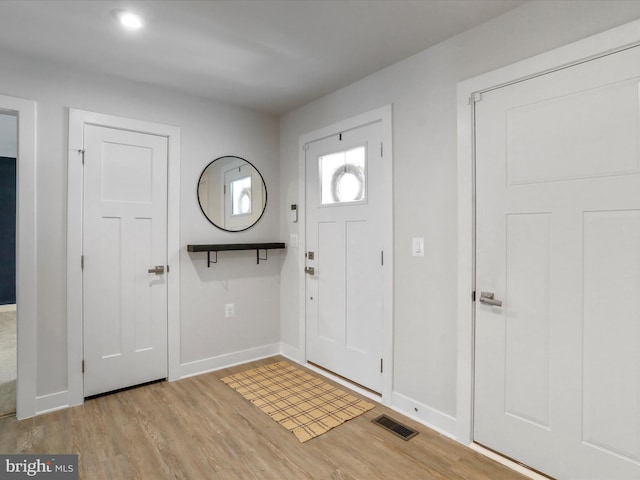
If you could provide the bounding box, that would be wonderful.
[0,356,528,479]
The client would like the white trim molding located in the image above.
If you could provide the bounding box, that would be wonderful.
[278,342,304,364]
[456,18,640,445]
[67,109,181,408]
[298,104,394,405]
[391,391,457,440]
[178,343,281,379]
[35,391,69,416]
[0,94,37,419]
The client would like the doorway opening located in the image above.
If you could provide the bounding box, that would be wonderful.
[0,112,17,417]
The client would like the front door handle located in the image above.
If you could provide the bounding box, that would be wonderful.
[479,291,502,307]
[148,265,165,275]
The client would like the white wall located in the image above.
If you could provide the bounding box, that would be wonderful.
[279,0,640,434]
[0,49,282,400]
[5,0,640,423]
[0,113,16,158]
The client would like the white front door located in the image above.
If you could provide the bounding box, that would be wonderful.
[474,45,640,479]
[305,121,384,393]
[83,124,168,397]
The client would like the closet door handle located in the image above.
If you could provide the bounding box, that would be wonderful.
[148,265,165,275]
[479,291,502,307]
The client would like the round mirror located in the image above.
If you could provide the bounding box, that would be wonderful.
[197,156,267,232]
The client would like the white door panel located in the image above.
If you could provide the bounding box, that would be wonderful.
[306,122,384,393]
[475,45,640,479]
[83,125,168,397]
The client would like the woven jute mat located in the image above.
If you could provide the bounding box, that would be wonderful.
[221,361,375,442]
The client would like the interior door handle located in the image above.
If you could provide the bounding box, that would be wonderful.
[305,266,315,275]
[479,291,502,307]
[148,265,165,275]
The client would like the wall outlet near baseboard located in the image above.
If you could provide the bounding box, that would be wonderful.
[225,303,235,318]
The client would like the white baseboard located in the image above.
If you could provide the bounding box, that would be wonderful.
[278,347,458,440]
[29,344,281,417]
[178,343,281,379]
[278,343,304,364]
[35,390,69,415]
[0,304,16,313]
[391,391,457,439]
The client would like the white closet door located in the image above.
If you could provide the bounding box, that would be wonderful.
[83,124,168,397]
[475,45,640,479]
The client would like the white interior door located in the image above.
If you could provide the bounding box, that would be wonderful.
[83,124,168,397]
[474,45,640,479]
[305,121,384,393]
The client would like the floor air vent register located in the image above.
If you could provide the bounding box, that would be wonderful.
[372,414,419,440]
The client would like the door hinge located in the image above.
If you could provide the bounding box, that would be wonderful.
[380,142,384,157]
[82,360,85,373]
[472,290,476,302]
[81,255,84,270]
[381,250,384,266]
[380,358,384,373]
[78,149,85,165]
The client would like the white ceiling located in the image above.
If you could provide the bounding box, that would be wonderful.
[0,0,525,114]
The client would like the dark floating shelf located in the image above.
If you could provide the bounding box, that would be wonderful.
[187,242,286,266]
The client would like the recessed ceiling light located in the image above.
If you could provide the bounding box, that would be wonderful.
[113,9,144,30]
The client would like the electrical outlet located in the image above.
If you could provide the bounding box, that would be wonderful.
[225,303,235,318]
[412,237,424,257]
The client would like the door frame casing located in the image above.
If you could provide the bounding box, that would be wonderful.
[67,109,181,408]
[0,95,37,419]
[297,105,393,404]
[456,19,640,444]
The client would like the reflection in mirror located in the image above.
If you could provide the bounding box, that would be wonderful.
[197,156,267,231]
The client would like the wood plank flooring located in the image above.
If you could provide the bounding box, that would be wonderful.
[0,356,528,479]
